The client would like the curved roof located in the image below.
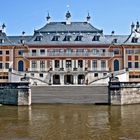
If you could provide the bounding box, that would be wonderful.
[36,22,103,33]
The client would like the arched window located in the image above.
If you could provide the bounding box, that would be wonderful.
[18,60,24,71]
[114,59,119,71]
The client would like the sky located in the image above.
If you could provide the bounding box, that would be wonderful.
[0,0,140,35]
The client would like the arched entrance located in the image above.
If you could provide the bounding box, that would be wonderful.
[78,74,85,84]
[64,75,73,85]
[18,60,24,71]
[114,59,119,71]
[53,75,60,84]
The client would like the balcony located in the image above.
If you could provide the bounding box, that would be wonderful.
[23,52,114,58]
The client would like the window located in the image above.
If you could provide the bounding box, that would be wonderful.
[18,50,24,55]
[101,60,106,69]
[75,36,83,41]
[40,49,45,55]
[39,73,43,77]
[76,49,84,55]
[66,60,72,68]
[92,49,98,55]
[128,62,132,68]
[0,51,2,55]
[112,38,117,43]
[114,49,119,55]
[59,49,64,55]
[94,73,98,77]
[127,49,133,54]
[20,39,25,44]
[0,39,4,44]
[40,61,45,69]
[135,56,139,61]
[6,50,9,55]
[52,36,60,41]
[31,73,34,77]
[134,49,139,54]
[78,60,83,68]
[0,76,8,79]
[100,49,106,55]
[129,75,140,78]
[92,35,100,41]
[92,60,97,69]
[103,73,107,76]
[63,36,71,41]
[32,61,37,68]
[5,63,9,69]
[32,50,36,56]
[66,49,73,55]
[135,62,139,68]
[34,36,43,41]
[128,56,132,61]
[0,63,2,69]
[132,37,138,43]
[55,60,60,68]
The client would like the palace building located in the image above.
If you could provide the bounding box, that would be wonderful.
[0,11,140,85]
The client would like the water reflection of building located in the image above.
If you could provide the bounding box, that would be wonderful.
[1,12,140,84]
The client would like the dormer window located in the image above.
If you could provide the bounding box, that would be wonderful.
[18,49,24,55]
[112,38,117,43]
[63,35,71,41]
[92,35,100,41]
[132,37,138,43]
[52,36,60,41]
[0,39,4,44]
[34,36,43,41]
[20,39,25,44]
[75,36,83,41]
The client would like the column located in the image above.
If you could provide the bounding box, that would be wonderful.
[52,60,54,71]
[123,48,126,69]
[74,75,78,85]
[60,74,64,85]
[83,60,85,71]
[29,61,32,71]
[45,60,47,71]
[63,60,66,71]
[97,60,101,71]
[106,60,109,71]
[76,60,78,68]
[37,60,40,71]
[90,60,92,71]
[72,60,74,70]
[60,60,62,68]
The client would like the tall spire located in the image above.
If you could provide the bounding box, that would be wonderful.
[46,12,51,24]
[86,12,91,23]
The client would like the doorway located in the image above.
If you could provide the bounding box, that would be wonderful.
[64,75,73,84]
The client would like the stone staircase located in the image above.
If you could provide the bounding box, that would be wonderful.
[31,85,108,104]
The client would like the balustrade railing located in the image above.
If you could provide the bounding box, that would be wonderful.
[23,52,114,58]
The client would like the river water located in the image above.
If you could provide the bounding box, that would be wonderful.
[0,104,140,140]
